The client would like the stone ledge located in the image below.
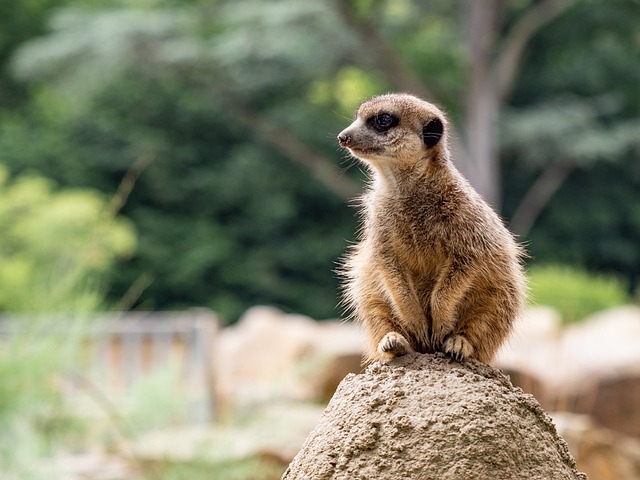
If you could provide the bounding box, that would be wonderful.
[283,353,588,480]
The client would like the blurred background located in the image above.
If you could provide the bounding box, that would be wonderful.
[0,0,639,479]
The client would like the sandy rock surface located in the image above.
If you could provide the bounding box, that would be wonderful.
[283,353,588,480]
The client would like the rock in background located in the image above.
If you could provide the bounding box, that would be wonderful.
[213,305,364,413]
[554,412,640,480]
[495,306,640,480]
[496,306,640,439]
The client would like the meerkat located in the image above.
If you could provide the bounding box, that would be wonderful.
[337,93,526,364]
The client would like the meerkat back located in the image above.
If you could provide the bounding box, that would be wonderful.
[338,93,526,364]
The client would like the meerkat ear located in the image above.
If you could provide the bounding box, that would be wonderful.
[422,118,443,148]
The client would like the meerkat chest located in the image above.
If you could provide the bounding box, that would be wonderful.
[371,190,448,241]
[366,195,446,273]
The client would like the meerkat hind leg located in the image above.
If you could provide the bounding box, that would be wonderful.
[378,331,414,357]
[443,334,474,361]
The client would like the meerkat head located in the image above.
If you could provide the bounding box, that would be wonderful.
[338,93,448,174]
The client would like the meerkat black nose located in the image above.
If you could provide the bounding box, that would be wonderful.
[338,132,352,146]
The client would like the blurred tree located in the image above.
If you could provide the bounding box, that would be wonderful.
[0,0,64,108]
[0,0,638,319]
[502,96,640,236]
[329,0,580,207]
[0,165,135,312]
[1,5,362,319]
[500,0,640,288]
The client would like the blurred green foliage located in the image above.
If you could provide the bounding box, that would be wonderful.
[151,457,284,480]
[528,264,631,324]
[0,164,135,477]
[0,322,87,478]
[0,0,638,324]
[0,165,135,312]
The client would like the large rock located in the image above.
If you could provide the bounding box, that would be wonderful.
[283,353,587,480]
[554,412,640,480]
[495,306,562,377]
[496,305,640,441]
[558,306,640,388]
[495,306,563,407]
[496,305,640,391]
[554,307,640,438]
[572,372,640,439]
[214,306,363,411]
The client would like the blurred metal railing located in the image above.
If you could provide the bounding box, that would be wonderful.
[0,309,220,424]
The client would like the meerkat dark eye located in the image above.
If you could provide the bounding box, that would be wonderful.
[368,112,398,133]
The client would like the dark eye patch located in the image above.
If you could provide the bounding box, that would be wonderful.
[367,112,399,133]
[422,118,443,148]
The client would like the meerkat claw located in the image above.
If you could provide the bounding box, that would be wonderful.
[444,334,474,361]
[378,332,414,357]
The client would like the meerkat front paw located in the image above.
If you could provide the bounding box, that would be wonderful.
[443,334,474,361]
[377,332,414,357]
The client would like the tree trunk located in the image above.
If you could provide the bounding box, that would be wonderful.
[462,0,577,209]
[510,161,575,237]
[463,1,501,207]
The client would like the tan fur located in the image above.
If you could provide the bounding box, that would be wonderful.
[337,93,527,364]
